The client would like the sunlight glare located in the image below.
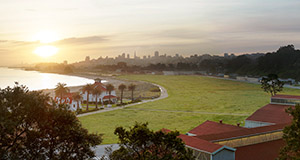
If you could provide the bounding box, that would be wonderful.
[34,45,58,58]
[33,30,59,43]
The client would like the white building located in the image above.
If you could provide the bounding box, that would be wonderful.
[81,79,117,104]
[55,93,82,111]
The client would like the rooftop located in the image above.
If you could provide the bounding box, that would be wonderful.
[196,123,287,142]
[272,94,300,100]
[178,134,225,154]
[246,104,292,124]
[188,120,245,136]
[235,139,284,160]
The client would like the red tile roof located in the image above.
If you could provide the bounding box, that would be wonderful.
[93,82,107,91]
[178,134,224,153]
[235,139,284,160]
[161,128,226,153]
[197,123,287,142]
[103,95,117,99]
[188,120,245,136]
[272,94,300,100]
[246,104,292,124]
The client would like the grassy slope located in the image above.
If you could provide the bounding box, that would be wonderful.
[79,75,300,144]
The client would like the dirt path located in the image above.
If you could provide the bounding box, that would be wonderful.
[124,108,249,116]
[77,83,168,117]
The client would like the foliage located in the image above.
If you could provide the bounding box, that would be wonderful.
[54,82,70,99]
[128,83,136,101]
[0,84,102,159]
[72,92,82,110]
[92,87,103,109]
[106,83,115,104]
[118,84,126,104]
[81,83,94,111]
[261,74,284,96]
[279,104,300,160]
[105,122,193,160]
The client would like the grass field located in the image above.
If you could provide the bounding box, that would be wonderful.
[79,75,300,144]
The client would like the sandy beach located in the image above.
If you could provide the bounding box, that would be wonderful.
[42,72,160,99]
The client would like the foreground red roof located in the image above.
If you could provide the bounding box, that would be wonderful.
[272,94,300,100]
[179,134,224,153]
[246,104,292,124]
[188,120,245,136]
[235,139,284,160]
[197,123,287,142]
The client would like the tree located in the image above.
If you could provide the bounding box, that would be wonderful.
[106,83,115,104]
[82,84,94,111]
[118,84,126,104]
[261,74,284,96]
[279,104,300,160]
[105,122,193,160]
[92,87,102,109]
[0,84,102,159]
[72,92,82,110]
[128,83,136,102]
[54,83,70,102]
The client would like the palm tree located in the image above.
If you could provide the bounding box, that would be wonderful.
[81,84,93,111]
[128,83,136,102]
[54,83,70,103]
[72,92,82,110]
[92,87,102,109]
[106,83,115,104]
[118,84,126,104]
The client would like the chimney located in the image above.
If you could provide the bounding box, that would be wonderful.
[237,123,240,127]
[219,120,223,124]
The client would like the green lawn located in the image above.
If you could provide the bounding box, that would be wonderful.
[79,75,300,144]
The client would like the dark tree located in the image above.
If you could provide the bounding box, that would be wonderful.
[279,104,300,160]
[0,84,102,159]
[128,84,136,102]
[118,84,126,104]
[54,82,70,102]
[106,83,115,104]
[105,122,194,160]
[261,74,284,96]
[81,83,94,111]
[92,87,102,109]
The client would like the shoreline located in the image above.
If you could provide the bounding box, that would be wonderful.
[41,71,161,99]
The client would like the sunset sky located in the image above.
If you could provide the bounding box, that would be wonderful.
[1,0,300,65]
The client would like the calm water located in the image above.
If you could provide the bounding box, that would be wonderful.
[0,67,95,90]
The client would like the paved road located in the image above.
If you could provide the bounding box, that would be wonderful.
[92,144,120,159]
[77,83,168,117]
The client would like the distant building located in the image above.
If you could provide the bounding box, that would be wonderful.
[85,56,90,62]
[224,53,229,58]
[81,79,117,104]
[154,51,159,57]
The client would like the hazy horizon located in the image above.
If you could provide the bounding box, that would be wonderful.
[1,0,300,65]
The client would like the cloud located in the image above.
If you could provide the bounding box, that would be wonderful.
[55,36,109,45]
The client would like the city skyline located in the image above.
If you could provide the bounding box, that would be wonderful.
[1,0,300,65]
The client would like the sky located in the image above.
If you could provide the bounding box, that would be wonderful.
[1,0,300,65]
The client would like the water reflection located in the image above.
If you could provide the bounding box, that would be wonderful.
[0,68,95,90]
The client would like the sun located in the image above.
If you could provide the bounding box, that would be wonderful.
[33,30,59,43]
[34,45,59,58]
